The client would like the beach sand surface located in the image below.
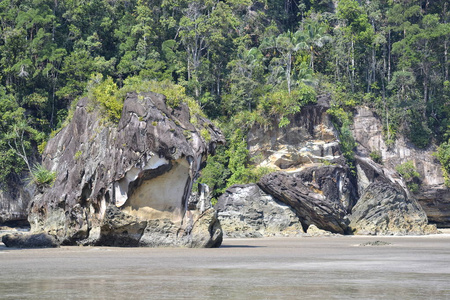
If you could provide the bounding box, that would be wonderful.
[1,234,450,299]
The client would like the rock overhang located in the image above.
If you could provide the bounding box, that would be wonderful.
[24,90,224,247]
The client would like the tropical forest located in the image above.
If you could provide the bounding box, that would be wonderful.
[1,0,449,197]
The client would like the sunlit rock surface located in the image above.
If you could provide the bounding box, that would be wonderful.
[0,184,31,225]
[349,182,436,235]
[248,95,340,171]
[258,164,357,234]
[25,91,224,247]
[216,184,304,238]
[352,106,450,227]
[226,98,438,236]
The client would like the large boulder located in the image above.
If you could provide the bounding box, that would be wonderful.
[2,233,58,248]
[348,182,435,235]
[258,164,357,234]
[24,91,225,247]
[216,184,304,238]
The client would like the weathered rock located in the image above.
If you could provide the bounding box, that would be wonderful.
[415,186,450,228]
[306,224,336,236]
[215,184,304,238]
[94,205,147,247]
[258,165,357,234]
[248,95,341,171]
[352,106,450,227]
[0,182,31,225]
[2,233,58,248]
[25,91,225,247]
[190,208,223,248]
[355,155,407,195]
[348,182,435,235]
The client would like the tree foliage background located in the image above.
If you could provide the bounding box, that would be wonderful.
[1,0,449,190]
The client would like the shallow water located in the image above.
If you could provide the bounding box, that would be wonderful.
[1,235,450,299]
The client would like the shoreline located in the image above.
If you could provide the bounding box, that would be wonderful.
[1,229,450,250]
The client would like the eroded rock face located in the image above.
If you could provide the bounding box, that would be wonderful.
[216,103,442,236]
[348,182,435,235]
[352,107,450,227]
[216,184,304,238]
[26,91,224,247]
[0,183,31,225]
[258,165,357,234]
[248,95,340,170]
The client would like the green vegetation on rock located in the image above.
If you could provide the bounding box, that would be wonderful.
[27,164,56,187]
[436,142,450,187]
[396,161,421,192]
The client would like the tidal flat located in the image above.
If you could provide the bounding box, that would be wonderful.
[1,234,449,300]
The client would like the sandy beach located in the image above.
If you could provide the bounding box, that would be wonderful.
[1,233,450,299]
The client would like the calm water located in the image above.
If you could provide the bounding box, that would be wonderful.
[1,235,450,299]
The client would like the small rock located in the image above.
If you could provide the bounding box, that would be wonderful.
[360,240,392,246]
[306,224,335,236]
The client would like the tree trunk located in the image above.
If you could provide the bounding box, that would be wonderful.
[445,39,448,81]
[388,30,391,83]
[287,52,292,95]
[350,37,355,92]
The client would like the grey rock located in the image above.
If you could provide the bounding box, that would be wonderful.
[216,184,304,238]
[2,233,58,248]
[0,182,31,225]
[95,205,147,247]
[26,91,224,247]
[258,165,357,234]
[352,106,450,227]
[190,208,223,248]
[416,185,450,228]
[306,224,337,236]
[359,240,392,246]
[348,182,435,235]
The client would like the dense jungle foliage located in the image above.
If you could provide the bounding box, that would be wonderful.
[0,0,449,193]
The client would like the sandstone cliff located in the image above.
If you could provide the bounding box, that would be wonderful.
[248,95,340,171]
[24,91,224,247]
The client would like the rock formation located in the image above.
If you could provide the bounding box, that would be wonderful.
[258,164,357,234]
[0,184,31,226]
[2,233,58,248]
[248,95,340,170]
[2,95,447,241]
[348,182,434,235]
[216,184,304,238]
[352,107,450,227]
[21,91,224,247]
[235,98,438,235]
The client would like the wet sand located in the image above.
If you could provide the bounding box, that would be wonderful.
[1,234,450,299]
